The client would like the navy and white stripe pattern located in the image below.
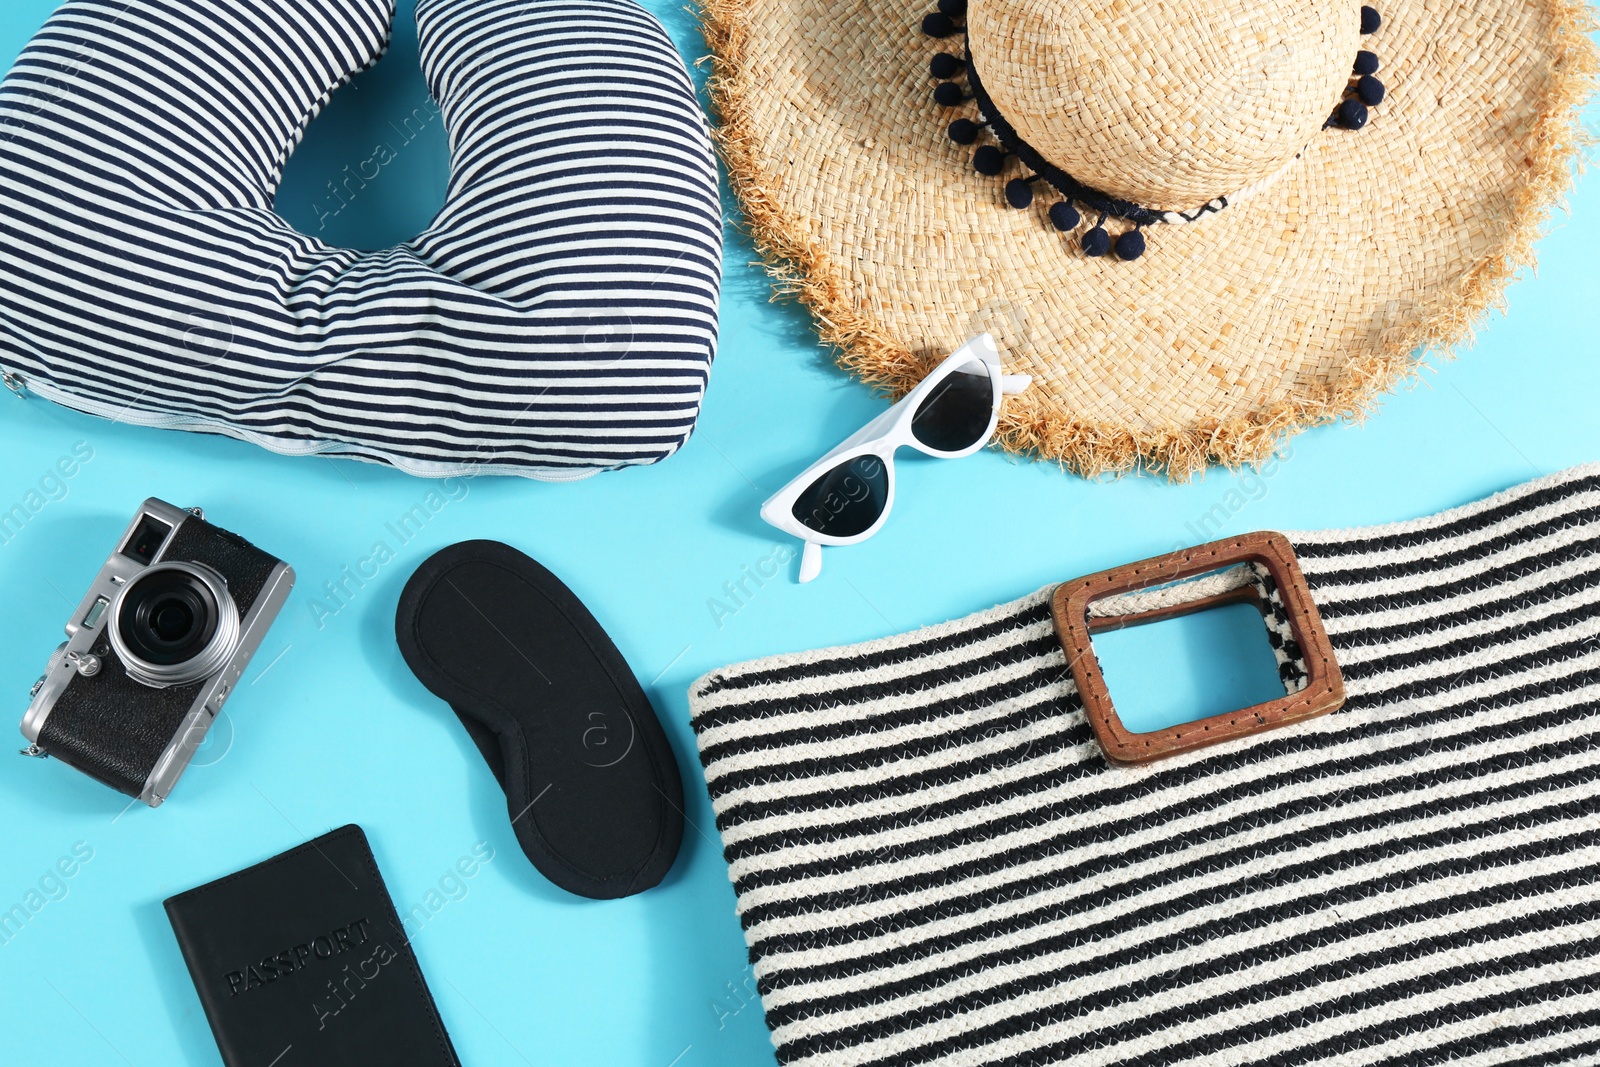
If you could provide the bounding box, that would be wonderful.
[0,0,721,478]
[690,464,1600,1066]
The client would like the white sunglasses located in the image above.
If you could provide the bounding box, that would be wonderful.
[761,333,1031,582]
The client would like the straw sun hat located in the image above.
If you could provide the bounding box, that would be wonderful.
[704,0,1597,478]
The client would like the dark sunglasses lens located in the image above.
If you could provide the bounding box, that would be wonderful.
[790,454,890,538]
[911,359,994,452]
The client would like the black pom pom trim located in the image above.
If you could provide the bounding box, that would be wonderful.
[937,0,967,16]
[921,11,956,37]
[973,144,1006,176]
[1049,200,1080,231]
[929,52,965,80]
[966,59,1175,228]
[1360,5,1381,34]
[947,118,981,145]
[923,38,1385,263]
[1336,98,1369,129]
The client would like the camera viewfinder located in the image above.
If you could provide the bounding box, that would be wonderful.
[121,515,173,564]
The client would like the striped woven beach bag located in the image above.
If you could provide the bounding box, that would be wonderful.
[691,464,1600,1067]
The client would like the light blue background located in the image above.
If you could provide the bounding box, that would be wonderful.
[0,1,1596,1064]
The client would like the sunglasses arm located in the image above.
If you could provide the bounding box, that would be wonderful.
[1000,373,1032,394]
[799,540,824,583]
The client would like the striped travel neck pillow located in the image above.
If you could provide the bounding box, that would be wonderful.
[690,463,1600,1067]
[0,0,721,479]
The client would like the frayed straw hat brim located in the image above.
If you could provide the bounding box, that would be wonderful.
[705,0,1598,479]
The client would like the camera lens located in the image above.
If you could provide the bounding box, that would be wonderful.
[119,571,216,665]
[110,563,241,687]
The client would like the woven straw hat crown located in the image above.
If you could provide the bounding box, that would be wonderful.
[968,0,1362,211]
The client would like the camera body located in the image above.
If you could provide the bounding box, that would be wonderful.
[20,499,294,806]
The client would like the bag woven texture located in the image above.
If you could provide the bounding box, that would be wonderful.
[691,464,1600,1066]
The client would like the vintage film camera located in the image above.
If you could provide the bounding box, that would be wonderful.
[20,499,293,805]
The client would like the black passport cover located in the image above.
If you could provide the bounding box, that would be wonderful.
[163,825,460,1067]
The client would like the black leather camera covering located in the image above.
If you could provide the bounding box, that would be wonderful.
[164,825,460,1067]
[39,663,204,796]
[37,515,279,797]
